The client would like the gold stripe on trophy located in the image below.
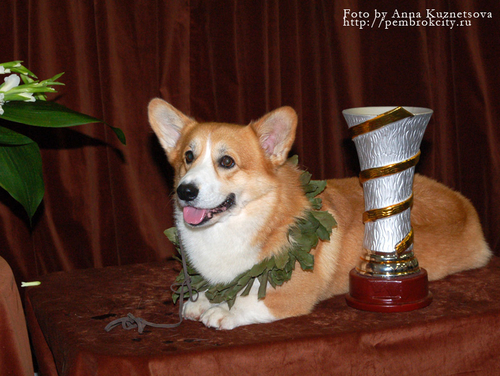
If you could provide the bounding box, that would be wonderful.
[359,151,421,183]
[363,194,414,223]
[395,228,414,255]
[349,106,414,139]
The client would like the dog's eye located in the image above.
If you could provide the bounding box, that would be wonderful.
[185,150,194,164]
[219,155,235,169]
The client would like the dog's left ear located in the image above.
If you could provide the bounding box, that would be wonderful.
[251,106,298,166]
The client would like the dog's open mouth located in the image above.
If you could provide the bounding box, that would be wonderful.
[182,193,236,226]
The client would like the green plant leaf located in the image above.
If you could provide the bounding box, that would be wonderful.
[257,272,268,299]
[291,248,314,270]
[227,296,237,310]
[309,197,323,210]
[274,250,290,269]
[287,155,299,165]
[0,125,34,145]
[163,227,179,246]
[172,293,180,305]
[240,278,254,297]
[305,179,327,198]
[1,101,102,127]
[299,170,312,186]
[311,210,337,231]
[315,225,331,241]
[247,261,268,277]
[110,126,127,145]
[0,141,44,220]
[1,101,126,145]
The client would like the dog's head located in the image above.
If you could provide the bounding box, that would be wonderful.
[148,98,297,227]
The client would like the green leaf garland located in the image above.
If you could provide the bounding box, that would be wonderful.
[166,158,337,309]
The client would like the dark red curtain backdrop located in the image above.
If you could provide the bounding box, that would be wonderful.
[1,0,499,283]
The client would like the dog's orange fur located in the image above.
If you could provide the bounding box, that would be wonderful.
[149,98,492,324]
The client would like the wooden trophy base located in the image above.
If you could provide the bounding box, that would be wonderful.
[345,268,433,312]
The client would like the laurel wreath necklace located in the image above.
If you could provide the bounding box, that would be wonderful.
[166,157,337,310]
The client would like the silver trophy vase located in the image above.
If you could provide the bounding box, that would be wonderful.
[343,106,433,312]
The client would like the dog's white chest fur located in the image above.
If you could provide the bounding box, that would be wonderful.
[176,210,261,284]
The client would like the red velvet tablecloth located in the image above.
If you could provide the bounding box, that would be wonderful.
[0,257,33,376]
[26,257,500,376]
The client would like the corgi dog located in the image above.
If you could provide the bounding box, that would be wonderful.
[148,98,492,330]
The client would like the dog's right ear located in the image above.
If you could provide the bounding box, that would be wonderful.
[148,98,195,158]
[251,106,298,166]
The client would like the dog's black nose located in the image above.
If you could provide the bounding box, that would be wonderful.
[177,183,199,201]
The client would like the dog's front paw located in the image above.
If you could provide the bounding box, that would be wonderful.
[200,305,240,330]
[183,294,213,321]
[200,297,277,330]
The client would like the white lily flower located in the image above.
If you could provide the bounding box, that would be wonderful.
[0,74,21,92]
[19,92,36,102]
[0,67,10,74]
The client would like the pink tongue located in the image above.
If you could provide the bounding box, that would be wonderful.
[183,206,207,225]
